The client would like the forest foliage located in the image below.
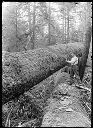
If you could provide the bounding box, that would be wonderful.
[2,2,92,52]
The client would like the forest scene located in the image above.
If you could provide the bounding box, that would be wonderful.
[2,2,92,127]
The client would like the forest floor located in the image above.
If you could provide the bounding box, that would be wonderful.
[2,41,92,127]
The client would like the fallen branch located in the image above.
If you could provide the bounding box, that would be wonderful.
[74,84,91,92]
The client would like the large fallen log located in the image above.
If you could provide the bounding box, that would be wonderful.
[2,41,88,104]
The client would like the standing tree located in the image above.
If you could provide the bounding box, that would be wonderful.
[25,2,34,50]
[48,2,51,45]
[31,2,36,49]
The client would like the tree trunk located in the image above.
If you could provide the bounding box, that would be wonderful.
[15,2,19,52]
[48,2,50,45]
[27,2,35,50]
[32,2,35,49]
[82,35,92,90]
[2,41,89,104]
[67,11,69,43]
[79,24,92,80]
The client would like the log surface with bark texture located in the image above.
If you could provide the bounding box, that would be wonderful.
[2,42,87,104]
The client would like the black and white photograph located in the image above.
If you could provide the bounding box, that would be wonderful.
[2,2,92,127]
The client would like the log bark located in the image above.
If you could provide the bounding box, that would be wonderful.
[2,42,87,104]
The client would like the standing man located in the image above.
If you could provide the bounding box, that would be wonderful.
[66,53,79,80]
